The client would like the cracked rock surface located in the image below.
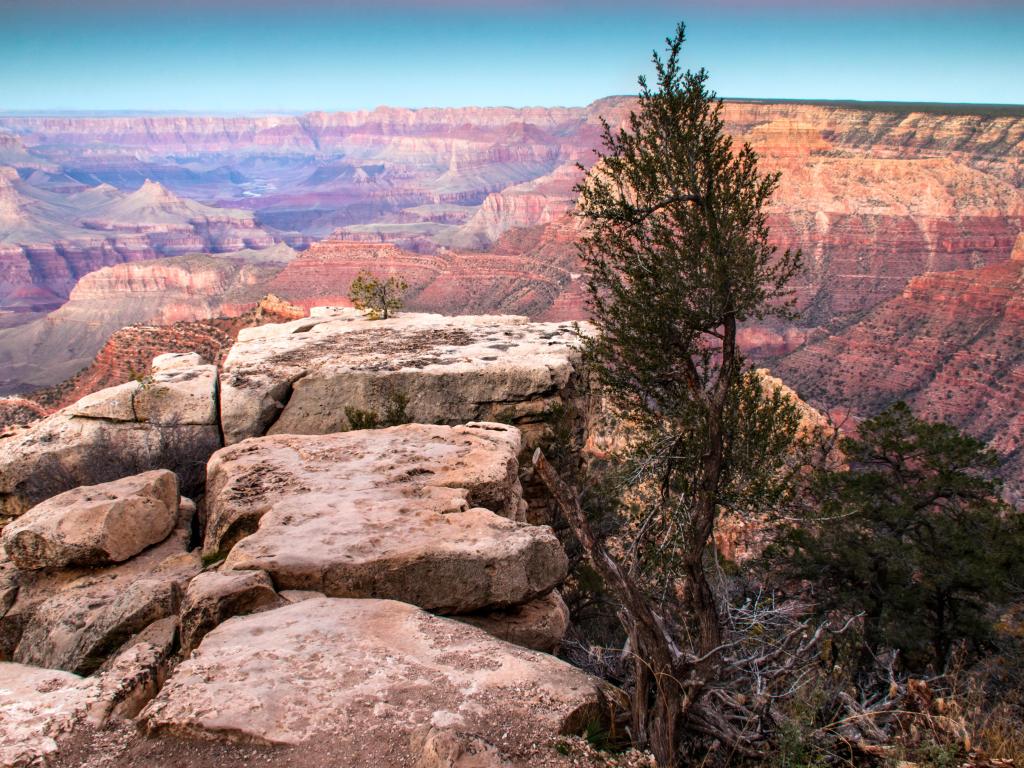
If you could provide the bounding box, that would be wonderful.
[140,597,605,761]
[204,423,566,614]
[218,309,585,445]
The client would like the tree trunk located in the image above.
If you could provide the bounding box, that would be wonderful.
[684,558,721,658]
[533,448,687,766]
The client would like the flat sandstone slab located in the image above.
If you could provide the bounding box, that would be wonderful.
[205,424,567,614]
[219,309,584,444]
[140,597,604,762]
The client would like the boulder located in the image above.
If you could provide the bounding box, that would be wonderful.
[0,393,220,522]
[204,424,567,614]
[1,618,178,767]
[0,663,95,768]
[151,352,206,372]
[67,361,218,427]
[2,470,179,570]
[218,309,585,447]
[140,597,606,763]
[179,570,284,655]
[0,520,200,674]
[458,590,570,653]
[89,616,180,723]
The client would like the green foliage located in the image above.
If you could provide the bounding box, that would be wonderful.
[344,407,381,431]
[343,387,411,431]
[348,270,408,320]
[574,21,804,598]
[769,402,1024,672]
[201,551,226,568]
[568,23,805,763]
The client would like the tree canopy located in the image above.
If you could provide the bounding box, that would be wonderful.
[348,270,408,320]
[770,402,1024,671]
[556,21,805,764]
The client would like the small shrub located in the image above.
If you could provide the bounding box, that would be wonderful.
[344,407,380,430]
[348,270,408,320]
[343,387,411,431]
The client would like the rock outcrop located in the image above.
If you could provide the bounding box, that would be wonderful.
[0,618,183,768]
[219,309,584,446]
[458,590,571,653]
[0,356,221,521]
[1,470,179,570]
[0,250,294,395]
[178,570,284,656]
[0,306,622,766]
[140,597,604,760]
[0,491,199,674]
[0,663,99,768]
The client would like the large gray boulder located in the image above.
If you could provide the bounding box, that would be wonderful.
[140,597,606,762]
[218,309,586,447]
[203,424,567,615]
[2,469,179,570]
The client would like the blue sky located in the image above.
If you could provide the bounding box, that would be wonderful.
[1,0,1021,112]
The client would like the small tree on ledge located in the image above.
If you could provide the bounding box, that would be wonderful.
[348,270,408,320]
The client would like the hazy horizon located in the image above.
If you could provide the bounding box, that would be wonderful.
[3,96,1024,119]
[2,0,1022,112]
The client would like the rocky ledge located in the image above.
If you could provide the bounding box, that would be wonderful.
[140,597,603,761]
[204,424,567,616]
[219,308,586,447]
[0,312,617,768]
[0,353,221,523]
[1,422,601,767]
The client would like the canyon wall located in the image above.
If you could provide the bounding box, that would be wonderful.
[2,99,1024,496]
[2,99,1021,329]
[0,175,278,312]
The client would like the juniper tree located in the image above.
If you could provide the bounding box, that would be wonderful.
[770,402,1024,672]
[348,270,408,320]
[534,22,803,765]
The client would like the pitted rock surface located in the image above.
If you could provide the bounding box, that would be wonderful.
[140,597,605,761]
[0,663,96,768]
[2,470,179,570]
[218,309,585,444]
[204,424,566,614]
[1,618,186,768]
